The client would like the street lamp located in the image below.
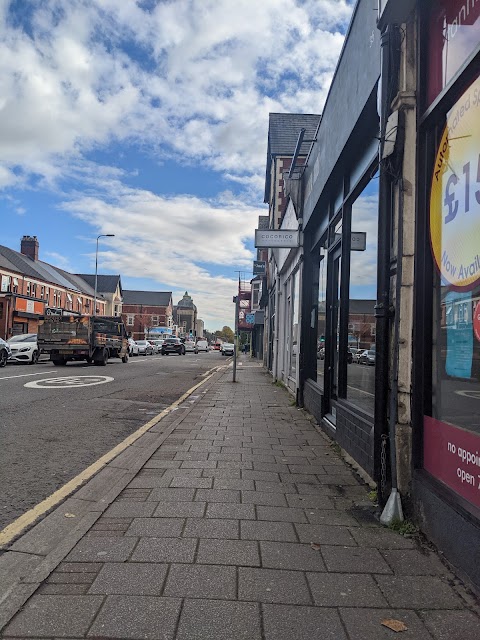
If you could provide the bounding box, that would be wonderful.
[94,234,115,316]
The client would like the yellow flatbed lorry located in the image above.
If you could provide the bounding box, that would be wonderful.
[37,315,129,366]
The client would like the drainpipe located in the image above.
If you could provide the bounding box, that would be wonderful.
[381,176,405,524]
[374,25,393,505]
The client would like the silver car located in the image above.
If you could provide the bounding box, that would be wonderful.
[0,338,11,367]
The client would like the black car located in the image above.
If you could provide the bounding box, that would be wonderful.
[161,337,186,355]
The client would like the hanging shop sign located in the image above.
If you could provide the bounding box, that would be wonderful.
[254,230,300,248]
[430,75,480,289]
[253,261,266,275]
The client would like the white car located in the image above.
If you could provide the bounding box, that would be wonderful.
[184,340,198,354]
[149,339,164,353]
[128,338,139,356]
[196,340,209,352]
[7,333,40,364]
[221,343,235,356]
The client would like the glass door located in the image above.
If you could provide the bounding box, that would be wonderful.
[325,246,342,424]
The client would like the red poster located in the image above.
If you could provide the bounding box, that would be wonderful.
[424,416,480,508]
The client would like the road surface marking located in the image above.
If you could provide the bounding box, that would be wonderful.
[455,390,480,400]
[25,375,114,389]
[0,362,228,548]
[0,371,58,381]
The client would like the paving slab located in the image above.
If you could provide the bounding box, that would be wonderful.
[339,608,433,640]
[196,538,260,566]
[88,562,168,595]
[87,595,181,639]
[262,604,348,640]
[130,537,197,563]
[4,595,103,637]
[375,575,464,609]
[176,598,261,640]
[260,541,326,571]
[65,536,137,562]
[163,564,236,599]
[307,572,388,607]
[238,567,312,604]
[420,609,480,640]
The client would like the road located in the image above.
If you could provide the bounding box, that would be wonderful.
[0,350,226,532]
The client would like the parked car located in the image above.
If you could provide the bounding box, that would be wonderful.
[161,337,186,355]
[184,340,198,354]
[7,333,40,364]
[359,349,376,365]
[136,340,154,356]
[149,339,164,353]
[0,338,11,367]
[196,339,209,352]
[128,338,139,356]
[221,343,235,356]
[351,348,363,363]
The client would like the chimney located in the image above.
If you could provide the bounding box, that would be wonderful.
[20,236,39,261]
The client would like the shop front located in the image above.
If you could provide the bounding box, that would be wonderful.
[300,0,381,481]
[413,0,480,587]
[1,294,46,337]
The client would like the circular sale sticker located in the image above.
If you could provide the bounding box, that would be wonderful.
[430,75,480,289]
[474,301,480,343]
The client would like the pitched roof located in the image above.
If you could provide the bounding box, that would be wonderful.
[264,112,321,203]
[349,299,376,315]
[77,274,122,295]
[123,290,172,307]
[267,113,321,156]
[0,244,97,295]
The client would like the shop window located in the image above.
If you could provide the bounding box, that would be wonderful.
[346,176,379,415]
[424,74,480,510]
[289,271,300,380]
[316,247,327,389]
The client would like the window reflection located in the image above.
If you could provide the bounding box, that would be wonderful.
[316,249,327,389]
[347,177,379,415]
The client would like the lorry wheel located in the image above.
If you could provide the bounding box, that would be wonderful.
[95,349,108,366]
[122,353,129,363]
[86,357,93,364]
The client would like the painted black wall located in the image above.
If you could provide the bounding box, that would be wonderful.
[303,0,380,227]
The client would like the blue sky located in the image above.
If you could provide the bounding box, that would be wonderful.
[0,0,354,329]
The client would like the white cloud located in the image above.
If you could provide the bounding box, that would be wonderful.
[0,0,354,187]
[44,251,75,273]
[60,182,263,327]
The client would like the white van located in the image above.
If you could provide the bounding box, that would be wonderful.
[196,340,209,352]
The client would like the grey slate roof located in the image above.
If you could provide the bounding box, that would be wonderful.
[267,113,321,156]
[77,274,122,296]
[264,112,321,203]
[349,299,376,315]
[0,244,96,295]
[123,290,172,307]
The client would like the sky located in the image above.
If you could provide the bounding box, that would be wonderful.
[0,0,355,330]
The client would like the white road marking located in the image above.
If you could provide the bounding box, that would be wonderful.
[455,390,480,400]
[25,375,114,389]
[0,370,58,381]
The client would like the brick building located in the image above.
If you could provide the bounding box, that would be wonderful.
[76,274,123,317]
[122,290,173,340]
[0,236,107,339]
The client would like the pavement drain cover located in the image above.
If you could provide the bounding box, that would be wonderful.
[25,375,114,389]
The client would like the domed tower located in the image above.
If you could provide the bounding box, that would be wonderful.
[174,291,197,338]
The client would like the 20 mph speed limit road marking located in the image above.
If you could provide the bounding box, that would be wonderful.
[25,375,114,389]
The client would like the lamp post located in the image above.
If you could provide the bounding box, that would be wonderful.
[94,234,115,316]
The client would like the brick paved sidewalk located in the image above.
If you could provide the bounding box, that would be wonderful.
[1,360,479,639]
